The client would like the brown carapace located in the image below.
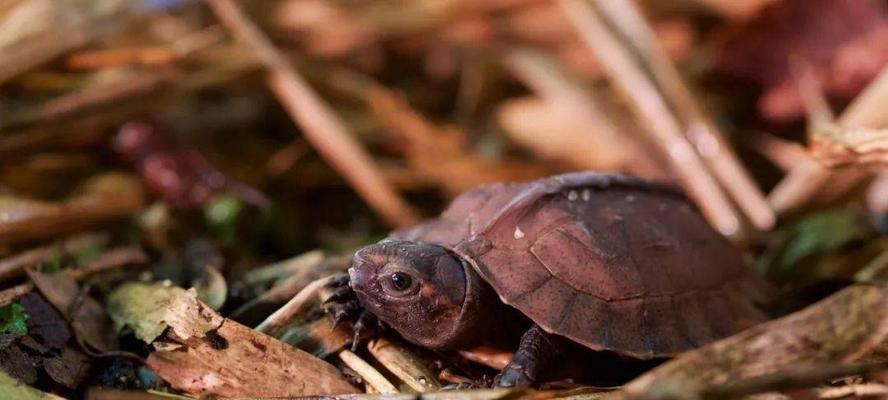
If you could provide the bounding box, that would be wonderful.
[347,172,771,387]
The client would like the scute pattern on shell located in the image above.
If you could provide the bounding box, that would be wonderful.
[394,172,771,359]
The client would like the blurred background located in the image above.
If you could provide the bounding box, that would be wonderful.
[0,0,886,397]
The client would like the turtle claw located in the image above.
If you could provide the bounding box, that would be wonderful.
[321,274,381,349]
[350,311,378,351]
[322,275,362,327]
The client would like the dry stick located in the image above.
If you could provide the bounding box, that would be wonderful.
[0,69,175,131]
[0,232,109,281]
[558,0,742,236]
[768,71,840,214]
[254,275,334,336]
[339,349,400,394]
[0,284,33,307]
[752,133,812,173]
[0,27,226,131]
[368,337,442,392]
[0,5,129,84]
[592,0,775,231]
[206,0,419,228]
[71,246,149,280]
[244,250,325,286]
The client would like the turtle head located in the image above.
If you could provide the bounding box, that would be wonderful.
[349,240,479,349]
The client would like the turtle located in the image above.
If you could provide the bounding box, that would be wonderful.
[332,172,772,387]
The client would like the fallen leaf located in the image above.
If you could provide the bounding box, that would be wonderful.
[110,282,356,396]
[107,282,223,343]
[43,346,91,389]
[28,269,118,352]
[147,318,357,397]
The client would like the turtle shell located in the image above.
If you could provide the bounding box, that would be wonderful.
[394,172,771,359]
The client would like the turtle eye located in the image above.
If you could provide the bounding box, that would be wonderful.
[382,271,418,296]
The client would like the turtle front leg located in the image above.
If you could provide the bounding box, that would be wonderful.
[494,324,564,388]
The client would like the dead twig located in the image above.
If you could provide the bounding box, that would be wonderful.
[0,283,33,307]
[255,275,335,336]
[558,0,742,236]
[591,0,775,231]
[71,246,149,280]
[206,0,419,228]
[367,337,442,392]
[0,232,109,281]
[339,349,399,394]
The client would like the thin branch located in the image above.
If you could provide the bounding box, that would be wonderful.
[254,275,334,336]
[558,0,742,236]
[367,337,442,392]
[206,0,419,228]
[0,233,109,281]
[338,349,399,394]
[0,284,33,307]
[591,0,775,231]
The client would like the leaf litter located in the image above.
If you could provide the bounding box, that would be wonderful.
[0,0,886,399]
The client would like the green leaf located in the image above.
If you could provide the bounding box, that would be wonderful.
[782,210,870,267]
[759,209,874,282]
[0,303,29,336]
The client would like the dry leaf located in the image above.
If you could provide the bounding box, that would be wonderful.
[109,283,356,396]
[107,282,223,343]
[147,314,357,397]
[28,269,118,352]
